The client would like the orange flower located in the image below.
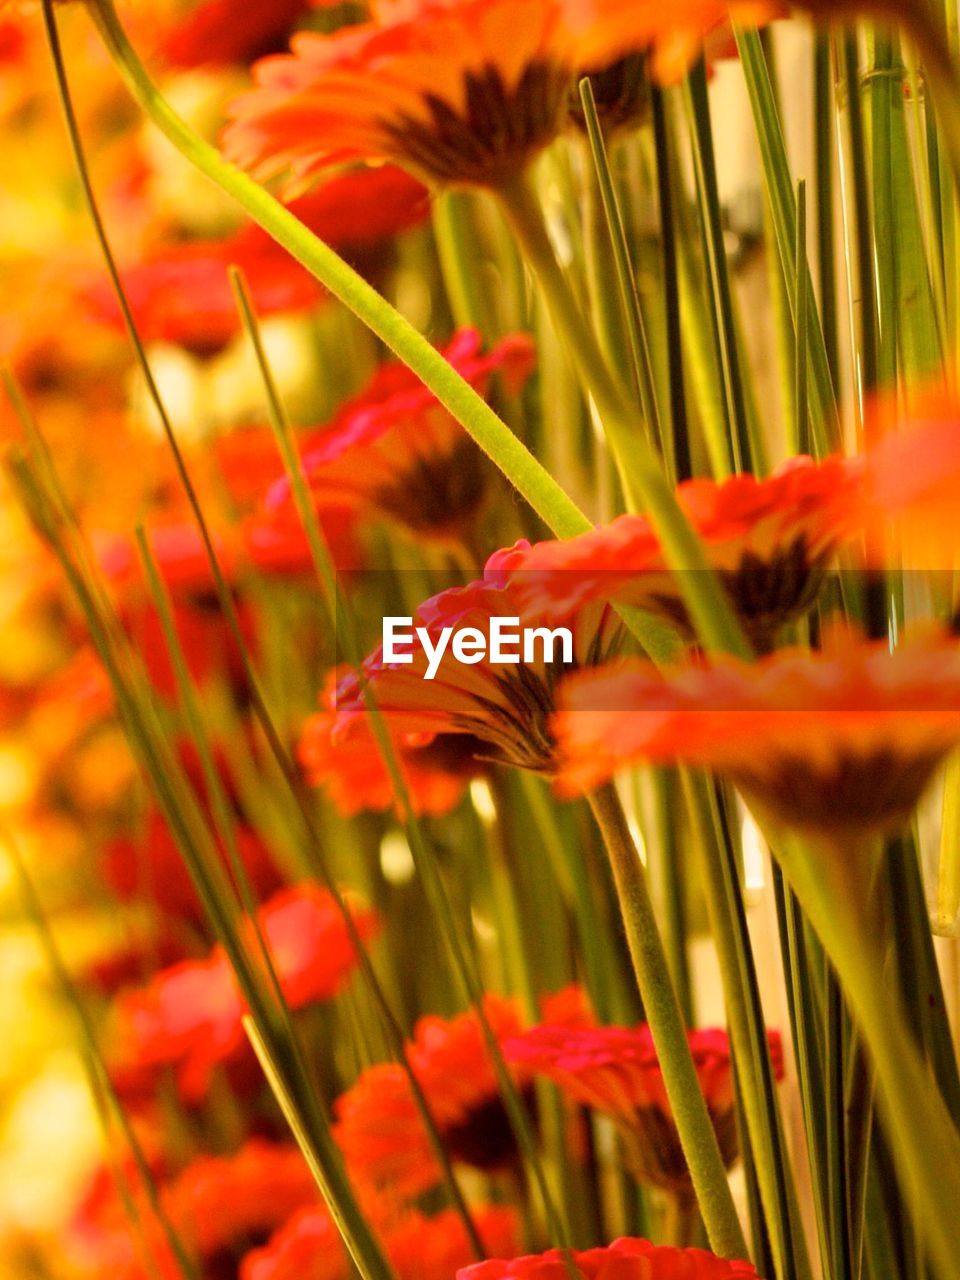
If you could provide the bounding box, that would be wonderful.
[553,629,960,835]
[505,456,859,652]
[458,1238,760,1279]
[223,0,781,188]
[110,884,377,1101]
[856,387,960,571]
[83,167,429,352]
[566,0,785,83]
[332,544,623,775]
[299,668,483,817]
[159,0,312,69]
[334,994,528,1198]
[504,1023,783,1193]
[334,988,590,1197]
[264,330,535,541]
[241,1202,519,1280]
[68,1140,318,1280]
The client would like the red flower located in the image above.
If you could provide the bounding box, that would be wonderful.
[553,629,960,836]
[458,1237,760,1279]
[103,809,283,922]
[241,1202,519,1280]
[504,1023,783,1192]
[265,330,535,541]
[503,456,858,652]
[332,543,622,774]
[84,167,429,352]
[160,0,312,69]
[111,884,377,1101]
[299,668,482,817]
[68,1139,318,1280]
[334,988,589,1197]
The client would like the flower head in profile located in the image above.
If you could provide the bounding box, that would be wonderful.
[110,885,377,1101]
[224,0,781,189]
[458,1236,760,1279]
[265,329,534,542]
[554,629,960,837]
[299,668,484,817]
[332,545,623,775]
[334,988,589,1197]
[242,1201,519,1280]
[504,1022,782,1194]
[505,456,858,652]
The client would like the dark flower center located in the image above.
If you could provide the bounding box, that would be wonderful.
[380,60,572,186]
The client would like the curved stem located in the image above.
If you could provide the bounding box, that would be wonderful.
[86,0,588,541]
[587,783,749,1261]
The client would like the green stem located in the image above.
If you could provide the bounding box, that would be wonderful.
[684,61,753,473]
[651,84,693,483]
[86,0,587,540]
[586,784,749,1261]
[684,777,812,1280]
[498,172,752,657]
[579,79,664,458]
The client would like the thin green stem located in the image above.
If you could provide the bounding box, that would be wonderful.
[586,784,749,1261]
[683,61,753,473]
[86,0,587,540]
[578,78,664,458]
[651,84,693,483]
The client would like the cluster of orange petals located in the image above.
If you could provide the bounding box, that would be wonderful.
[223,0,782,188]
[299,667,482,817]
[553,629,960,833]
[111,886,377,1101]
[243,1202,519,1280]
[335,988,591,1197]
[504,1023,783,1122]
[504,455,858,649]
[457,1237,760,1279]
[68,1139,318,1280]
[265,328,535,539]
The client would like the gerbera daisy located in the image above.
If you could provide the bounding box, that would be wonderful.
[553,628,960,836]
[334,994,528,1198]
[504,1023,783,1194]
[503,456,859,653]
[264,329,535,542]
[334,988,589,1197]
[110,884,377,1101]
[458,1237,760,1279]
[332,547,623,775]
[223,0,780,188]
[68,1139,318,1280]
[241,1202,519,1280]
[299,667,484,817]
